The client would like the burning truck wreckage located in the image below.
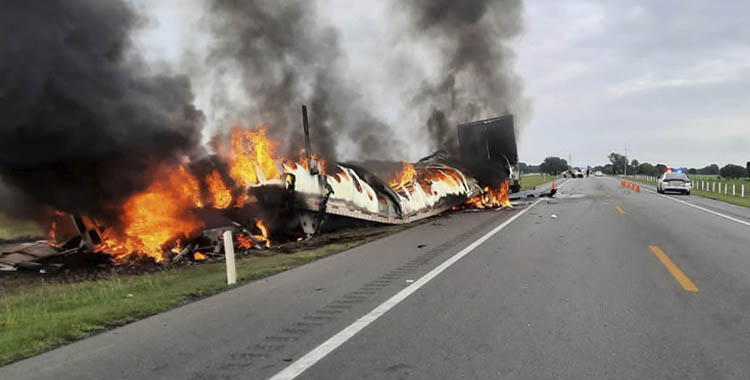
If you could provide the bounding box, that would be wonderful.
[0,111,556,273]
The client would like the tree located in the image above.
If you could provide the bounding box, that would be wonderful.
[698,164,720,175]
[519,162,540,173]
[539,156,569,175]
[655,164,668,175]
[720,164,746,179]
[518,162,529,173]
[608,153,628,174]
[637,162,656,176]
[688,168,698,175]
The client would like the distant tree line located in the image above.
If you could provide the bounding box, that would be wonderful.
[519,157,569,175]
[587,153,750,179]
[520,156,750,179]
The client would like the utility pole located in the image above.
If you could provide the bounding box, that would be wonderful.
[624,148,628,177]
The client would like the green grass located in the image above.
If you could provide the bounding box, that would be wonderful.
[0,234,394,366]
[627,176,750,208]
[521,174,562,190]
[0,214,45,241]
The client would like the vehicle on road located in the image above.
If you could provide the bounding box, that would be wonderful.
[657,171,692,194]
[594,171,604,177]
[564,168,584,178]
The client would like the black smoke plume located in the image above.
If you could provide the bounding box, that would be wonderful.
[0,0,204,220]
[395,0,527,155]
[204,0,405,163]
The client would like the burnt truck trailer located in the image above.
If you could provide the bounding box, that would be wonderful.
[24,114,524,268]
[283,113,521,233]
[457,115,521,193]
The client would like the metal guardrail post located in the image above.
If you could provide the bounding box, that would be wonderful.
[224,230,237,285]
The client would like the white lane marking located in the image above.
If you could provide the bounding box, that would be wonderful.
[641,187,750,227]
[267,184,566,380]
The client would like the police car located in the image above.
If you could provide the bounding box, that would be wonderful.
[657,170,692,195]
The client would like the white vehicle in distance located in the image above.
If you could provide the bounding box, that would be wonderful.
[657,170,692,195]
[565,168,584,178]
[594,171,604,177]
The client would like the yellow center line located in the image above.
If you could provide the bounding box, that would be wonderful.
[615,205,626,214]
[649,245,699,292]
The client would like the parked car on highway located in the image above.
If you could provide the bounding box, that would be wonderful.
[657,171,692,194]
[564,168,584,178]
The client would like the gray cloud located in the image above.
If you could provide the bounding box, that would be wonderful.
[517,0,750,168]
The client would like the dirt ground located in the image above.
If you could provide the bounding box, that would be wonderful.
[0,222,415,291]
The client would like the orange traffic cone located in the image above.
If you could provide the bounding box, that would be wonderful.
[551,181,557,191]
[636,185,641,193]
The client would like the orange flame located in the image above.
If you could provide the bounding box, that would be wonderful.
[229,124,281,187]
[49,221,56,241]
[255,219,271,248]
[292,150,328,175]
[465,179,512,209]
[100,166,204,262]
[236,234,255,249]
[389,162,417,189]
[193,251,207,261]
[417,168,462,194]
[178,166,204,208]
[205,170,232,209]
[235,219,271,250]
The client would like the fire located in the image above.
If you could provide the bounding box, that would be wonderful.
[389,162,417,188]
[417,168,462,194]
[236,234,255,249]
[100,166,204,262]
[193,251,207,261]
[205,170,232,209]
[465,179,512,209]
[178,166,204,208]
[235,219,271,250]
[256,219,270,247]
[294,150,328,175]
[229,124,280,186]
[49,221,56,241]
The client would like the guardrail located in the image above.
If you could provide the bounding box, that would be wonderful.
[629,175,746,198]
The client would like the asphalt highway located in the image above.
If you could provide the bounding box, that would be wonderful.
[3,177,750,380]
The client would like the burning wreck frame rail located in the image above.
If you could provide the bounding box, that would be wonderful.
[23,108,522,270]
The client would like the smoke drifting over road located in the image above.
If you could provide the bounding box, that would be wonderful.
[395,0,527,154]
[0,0,204,219]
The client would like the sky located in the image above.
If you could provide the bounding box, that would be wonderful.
[132,0,750,169]
[515,0,750,169]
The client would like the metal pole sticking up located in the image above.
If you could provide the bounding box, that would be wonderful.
[301,105,313,174]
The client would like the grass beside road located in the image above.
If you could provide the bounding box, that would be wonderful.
[627,176,750,208]
[0,214,44,241]
[0,225,407,366]
[521,174,561,190]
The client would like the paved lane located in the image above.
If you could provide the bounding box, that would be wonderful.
[3,177,749,380]
[299,177,750,379]
[0,182,561,380]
